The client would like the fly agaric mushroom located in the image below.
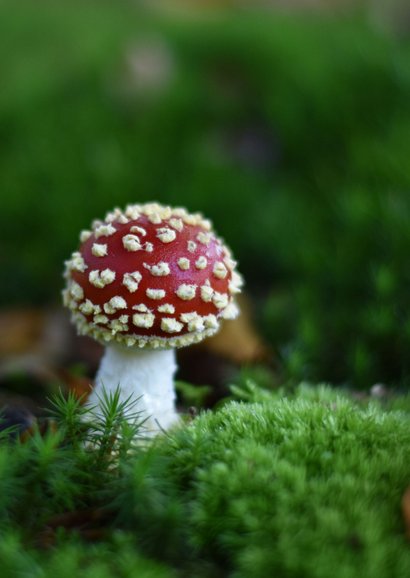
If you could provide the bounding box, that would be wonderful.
[63,203,242,434]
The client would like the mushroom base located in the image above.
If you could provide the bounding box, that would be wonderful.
[88,344,179,435]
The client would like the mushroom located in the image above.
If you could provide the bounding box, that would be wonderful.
[63,203,242,434]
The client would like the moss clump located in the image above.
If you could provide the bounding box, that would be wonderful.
[0,533,175,578]
[0,385,409,577]
[118,386,410,578]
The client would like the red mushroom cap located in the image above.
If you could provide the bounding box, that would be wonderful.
[63,203,243,348]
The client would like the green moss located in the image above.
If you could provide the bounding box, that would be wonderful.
[0,532,175,578]
[0,385,408,576]
[118,386,410,577]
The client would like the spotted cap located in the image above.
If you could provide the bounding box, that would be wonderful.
[63,203,243,348]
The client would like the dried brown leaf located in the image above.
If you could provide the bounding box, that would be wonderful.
[46,507,110,529]
[201,294,270,364]
[55,369,93,402]
[0,309,46,357]
[402,485,410,540]
[38,508,112,548]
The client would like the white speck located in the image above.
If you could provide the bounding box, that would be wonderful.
[67,252,87,272]
[94,223,116,238]
[122,271,142,293]
[201,219,212,231]
[183,213,201,225]
[119,315,129,323]
[169,218,183,232]
[144,262,170,276]
[187,241,197,253]
[213,261,228,279]
[144,242,154,253]
[172,208,187,218]
[144,203,172,220]
[200,284,214,302]
[105,207,122,222]
[175,284,196,300]
[203,314,219,329]
[89,269,116,288]
[94,314,109,325]
[146,288,166,300]
[195,256,207,270]
[148,213,162,224]
[177,257,190,270]
[228,271,243,294]
[92,243,108,257]
[196,232,212,246]
[158,303,175,314]
[156,227,176,243]
[125,205,141,220]
[80,230,92,243]
[79,300,100,315]
[143,202,157,212]
[110,319,129,333]
[69,282,84,301]
[122,234,142,252]
[180,312,205,332]
[162,206,172,219]
[103,296,128,314]
[62,289,70,308]
[223,256,237,270]
[161,318,183,333]
[132,313,155,328]
[213,292,229,309]
[132,303,150,313]
[180,312,198,323]
[188,318,205,332]
[221,302,239,319]
[130,225,147,236]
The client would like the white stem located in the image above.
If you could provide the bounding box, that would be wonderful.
[88,344,179,435]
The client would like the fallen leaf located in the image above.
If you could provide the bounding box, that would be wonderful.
[19,419,58,443]
[0,309,45,357]
[46,507,110,529]
[55,368,93,402]
[402,485,410,540]
[200,294,271,364]
[38,507,112,548]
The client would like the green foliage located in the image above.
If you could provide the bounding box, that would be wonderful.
[2,1,410,385]
[175,380,212,408]
[48,387,147,459]
[118,386,410,578]
[0,387,144,535]
[0,387,173,577]
[262,187,410,387]
[0,384,409,577]
[386,392,410,414]
[0,532,175,578]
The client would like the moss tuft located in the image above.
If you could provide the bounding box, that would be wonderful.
[119,386,410,577]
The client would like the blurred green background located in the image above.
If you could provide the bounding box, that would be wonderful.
[1,0,410,389]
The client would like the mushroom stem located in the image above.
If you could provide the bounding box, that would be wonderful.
[88,344,179,435]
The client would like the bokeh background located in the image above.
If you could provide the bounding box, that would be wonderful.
[1,0,410,406]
